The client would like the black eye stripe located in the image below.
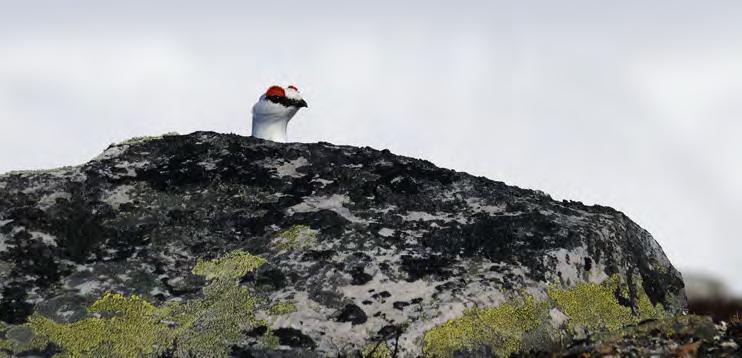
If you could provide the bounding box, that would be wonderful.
[266,95,304,108]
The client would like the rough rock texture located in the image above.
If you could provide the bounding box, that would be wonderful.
[0,132,689,357]
[558,315,742,357]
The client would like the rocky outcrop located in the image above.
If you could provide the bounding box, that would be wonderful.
[0,132,687,357]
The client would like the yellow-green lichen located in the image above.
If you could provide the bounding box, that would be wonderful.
[14,249,268,358]
[273,225,317,251]
[635,289,664,321]
[423,295,547,358]
[192,249,267,280]
[0,323,49,355]
[166,280,264,357]
[28,293,175,357]
[362,342,393,358]
[548,275,664,333]
[258,330,280,349]
[269,301,297,315]
[548,277,632,332]
[423,275,667,358]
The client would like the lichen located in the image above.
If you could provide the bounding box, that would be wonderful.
[192,249,267,280]
[423,295,546,358]
[362,342,394,358]
[170,279,263,357]
[269,301,297,316]
[27,293,175,357]
[7,249,268,358]
[0,322,48,355]
[548,275,664,333]
[635,288,664,321]
[272,225,317,251]
[258,330,280,349]
[423,275,667,358]
[547,277,633,332]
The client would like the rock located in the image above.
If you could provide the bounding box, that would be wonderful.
[558,314,742,357]
[683,271,731,302]
[683,271,742,324]
[0,131,688,357]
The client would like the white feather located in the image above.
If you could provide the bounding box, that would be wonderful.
[251,90,305,142]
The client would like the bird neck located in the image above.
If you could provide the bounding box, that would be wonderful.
[252,114,291,142]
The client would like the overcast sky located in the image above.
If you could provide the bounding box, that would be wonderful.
[1,1,740,293]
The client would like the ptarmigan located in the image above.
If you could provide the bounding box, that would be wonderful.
[251,85,308,142]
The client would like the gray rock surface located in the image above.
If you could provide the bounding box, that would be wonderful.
[0,132,686,357]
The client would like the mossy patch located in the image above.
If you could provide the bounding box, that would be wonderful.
[1,249,268,358]
[0,322,48,354]
[258,329,280,349]
[192,249,267,280]
[269,301,297,316]
[272,225,317,251]
[27,293,175,357]
[423,295,547,357]
[423,275,666,357]
[362,342,394,358]
[548,275,663,333]
[170,279,263,357]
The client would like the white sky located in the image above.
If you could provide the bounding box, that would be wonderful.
[1,1,741,293]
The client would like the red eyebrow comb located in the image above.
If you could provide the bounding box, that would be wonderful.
[265,86,285,97]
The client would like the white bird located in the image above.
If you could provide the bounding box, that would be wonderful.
[251,85,308,142]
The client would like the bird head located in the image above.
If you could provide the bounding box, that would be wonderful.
[253,85,308,118]
[251,85,308,142]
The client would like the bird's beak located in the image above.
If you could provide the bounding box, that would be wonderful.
[297,99,308,108]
